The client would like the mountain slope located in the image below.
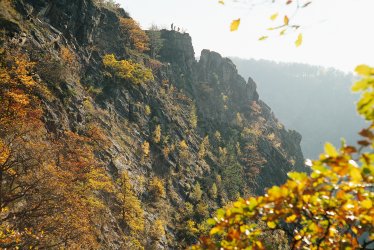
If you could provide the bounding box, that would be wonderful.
[231,58,366,158]
[0,1,304,248]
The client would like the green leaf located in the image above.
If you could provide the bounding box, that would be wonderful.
[230,19,241,32]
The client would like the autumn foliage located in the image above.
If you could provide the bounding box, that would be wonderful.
[103,54,154,84]
[120,17,150,53]
[0,49,114,248]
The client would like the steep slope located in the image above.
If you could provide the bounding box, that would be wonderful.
[0,1,304,249]
[231,58,366,158]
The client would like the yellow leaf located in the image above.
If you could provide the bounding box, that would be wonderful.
[355,64,374,76]
[329,226,338,236]
[361,199,372,209]
[286,214,297,223]
[302,194,311,203]
[288,172,307,182]
[248,197,258,210]
[218,0,225,4]
[258,36,268,41]
[267,221,276,229]
[210,227,220,235]
[268,186,282,199]
[324,142,338,157]
[255,241,263,248]
[350,167,362,182]
[0,140,10,165]
[352,79,370,92]
[280,29,286,36]
[294,234,302,240]
[270,13,278,21]
[295,33,303,47]
[343,200,356,211]
[284,15,289,25]
[230,18,241,32]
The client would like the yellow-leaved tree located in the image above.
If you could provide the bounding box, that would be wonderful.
[191,66,374,249]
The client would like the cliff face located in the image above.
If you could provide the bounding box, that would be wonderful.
[0,0,304,249]
[231,57,364,159]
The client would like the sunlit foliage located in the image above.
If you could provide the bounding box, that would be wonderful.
[153,124,162,143]
[210,183,218,199]
[145,104,151,116]
[141,141,150,157]
[150,219,166,241]
[190,103,198,129]
[149,176,166,200]
[121,171,145,234]
[0,50,39,123]
[103,54,154,84]
[198,136,210,159]
[179,140,189,160]
[191,182,203,203]
[120,17,150,53]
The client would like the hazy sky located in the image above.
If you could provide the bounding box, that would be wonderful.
[118,0,374,72]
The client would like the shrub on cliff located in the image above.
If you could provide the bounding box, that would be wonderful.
[103,54,154,84]
[149,177,166,200]
[119,18,149,53]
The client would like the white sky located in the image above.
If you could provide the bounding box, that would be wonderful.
[118,0,374,72]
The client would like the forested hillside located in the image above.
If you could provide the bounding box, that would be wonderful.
[231,58,367,158]
[0,0,305,248]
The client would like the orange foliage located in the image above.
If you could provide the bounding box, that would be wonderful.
[0,49,114,248]
[0,50,40,125]
[60,46,77,67]
[119,18,150,52]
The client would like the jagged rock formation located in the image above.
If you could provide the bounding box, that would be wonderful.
[0,0,304,249]
[231,57,365,158]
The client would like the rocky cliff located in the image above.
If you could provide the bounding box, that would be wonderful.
[0,0,304,249]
